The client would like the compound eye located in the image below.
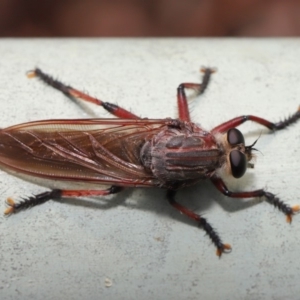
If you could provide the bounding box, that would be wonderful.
[230,150,247,178]
[227,128,245,145]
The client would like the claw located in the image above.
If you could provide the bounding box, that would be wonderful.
[216,243,232,257]
[286,205,300,223]
[26,70,37,78]
[200,67,217,74]
[4,197,16,215]
[292,205,300,213]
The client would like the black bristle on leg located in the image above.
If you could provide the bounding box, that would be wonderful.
[211,177,299,223]
[29,68,72,97]
[273,109,300,130]
[263,191,299,223]
[5,189,62,215]
[198,217,231,257]
[199,67,216,94]
[264,192,292,214]
[166,189,231,256]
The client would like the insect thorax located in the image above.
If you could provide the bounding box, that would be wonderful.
[140,123,223,188]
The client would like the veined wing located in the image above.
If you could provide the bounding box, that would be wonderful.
[0,118,171,187]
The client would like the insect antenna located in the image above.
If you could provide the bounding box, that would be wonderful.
[245,132,263,168]
[245,130,264,156]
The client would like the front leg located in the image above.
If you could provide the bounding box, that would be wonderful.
[211,177,299,223]
[167,190,231,257]
[212,107,300,133]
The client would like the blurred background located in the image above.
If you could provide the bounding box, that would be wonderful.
[1,0,300,37]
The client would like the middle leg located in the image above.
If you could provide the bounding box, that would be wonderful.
[167,189,231,256]
[177,67,215,121]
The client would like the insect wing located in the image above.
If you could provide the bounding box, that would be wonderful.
[0,118,169,187]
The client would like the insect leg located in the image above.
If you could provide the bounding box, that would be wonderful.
[27,68,139,119]
[166,190,231,256]
[212,106,300,133]
[177,67,215,121]
[211,177,300,223]
[4,186,123,215]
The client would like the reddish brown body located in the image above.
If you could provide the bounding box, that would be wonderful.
[0,119,221,189]
[3,67,300,257]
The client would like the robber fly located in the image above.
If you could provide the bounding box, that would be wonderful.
[2,67,300,256]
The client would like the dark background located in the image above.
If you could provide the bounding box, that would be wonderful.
[1,0,300,37]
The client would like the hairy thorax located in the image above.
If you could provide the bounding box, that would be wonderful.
[140,122,224,188]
